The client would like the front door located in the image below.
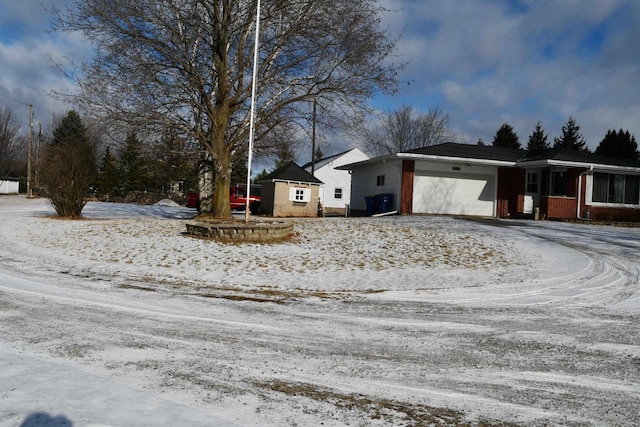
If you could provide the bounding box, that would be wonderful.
[524,170,540,214]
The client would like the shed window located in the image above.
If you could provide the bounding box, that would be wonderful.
[289,187,311,203]
[593,173,640,204]
[376,175,385,186]
[334,188,343,199]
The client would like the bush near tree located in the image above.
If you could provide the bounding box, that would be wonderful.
[40,110,97,218]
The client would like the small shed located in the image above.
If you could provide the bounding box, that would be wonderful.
[259,162,323,217]
[0,179,19,195]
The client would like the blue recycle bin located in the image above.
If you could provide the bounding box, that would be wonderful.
[378,193,393,213]
[365,196,376,216]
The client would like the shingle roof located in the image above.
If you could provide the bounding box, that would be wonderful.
[406,142,526,162]
[520,147,640,168]
[301,149,353,170]
[260,162,323,184]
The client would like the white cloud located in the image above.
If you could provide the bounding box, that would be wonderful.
[372,0,640,151]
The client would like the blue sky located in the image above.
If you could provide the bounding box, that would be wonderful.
[1,0,640,155]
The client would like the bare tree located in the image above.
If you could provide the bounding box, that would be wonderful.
[362,105,453,157]
[0,106,25,178]
[52,0,400,218]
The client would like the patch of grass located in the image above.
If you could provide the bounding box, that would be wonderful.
[256,380,516,426]
[117,284,156,292]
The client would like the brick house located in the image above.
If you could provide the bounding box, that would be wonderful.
[340,143,640,222]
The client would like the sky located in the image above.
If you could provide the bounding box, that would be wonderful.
[1,0,640,156]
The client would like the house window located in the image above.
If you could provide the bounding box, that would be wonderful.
[526,172,539,193]
[593,173,640,204]
[376,175,385,186]
[334,188,343,199]
[289,187,311,203]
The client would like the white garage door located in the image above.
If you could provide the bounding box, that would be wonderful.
[413,171,495,216]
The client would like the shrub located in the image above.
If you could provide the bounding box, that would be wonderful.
[40,111,96,218]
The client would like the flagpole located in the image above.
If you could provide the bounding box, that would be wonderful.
[245,0,261,222]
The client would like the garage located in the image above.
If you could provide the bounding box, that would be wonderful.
[412,170,495,216]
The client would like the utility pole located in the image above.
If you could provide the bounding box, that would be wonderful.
[311,99,317,175]
[26,105,34,198]
[35,123,42,188]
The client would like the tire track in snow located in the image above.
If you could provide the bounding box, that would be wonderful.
[407,221,640,308]
[0,269,280,331]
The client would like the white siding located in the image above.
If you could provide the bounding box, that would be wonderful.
[307,148,369,209]
[0,180,19,195]
[350,161,402,211]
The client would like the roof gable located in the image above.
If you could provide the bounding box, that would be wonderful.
[260,162,323,184]
[301,148,368,170]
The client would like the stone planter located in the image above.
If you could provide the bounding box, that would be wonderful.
[185,220,294,243]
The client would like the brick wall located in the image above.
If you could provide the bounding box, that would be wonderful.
[544,196,577,219]
[587,206,640,222]
[400,160,414,214]
[497,167,525,217]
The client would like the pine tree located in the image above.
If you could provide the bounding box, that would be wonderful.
[492,123,521,148]
[274,142,297,169]
[554,117,587,151]
[526,121,549,153]
[97,145,120,197]
[595,129,639,160]
[119,131,148,194]
[150,129,196,193]
[231,155,248,186]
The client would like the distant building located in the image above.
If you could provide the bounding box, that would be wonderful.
[302,148,369,216]
[259,162,323,217]
[0,179,19,195]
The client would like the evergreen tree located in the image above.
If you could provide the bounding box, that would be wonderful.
[526,121,550,153]
[492,123,521,148]
[97,145,120,197]
[274,142,297,169]
[254,169,269,182]
[231,154,248,186]
[151,129,196,193]
[554,117,587,151]
[595,129,639,160]
[476,138,485,146]
[119,131,147,194]
[40,110,96,218]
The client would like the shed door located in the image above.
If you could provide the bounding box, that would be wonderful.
[413,171,495,216]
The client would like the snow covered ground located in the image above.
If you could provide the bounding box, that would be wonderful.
[0,195,638,426]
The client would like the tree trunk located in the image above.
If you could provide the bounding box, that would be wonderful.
[210,122,233,219]
[198,155,214,214]
[212,150,232,219]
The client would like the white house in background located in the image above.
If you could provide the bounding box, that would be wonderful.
[0,180,19,195]
[302,148,369,215]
